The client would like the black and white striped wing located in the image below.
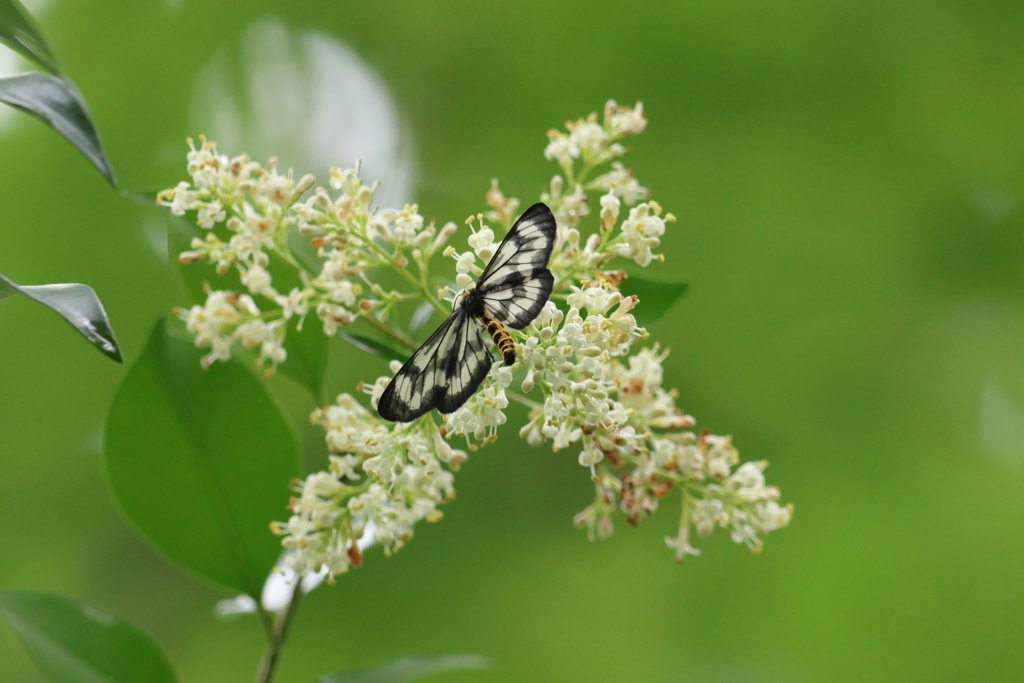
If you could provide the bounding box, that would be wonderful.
[376,309,493,422]
[476,202,557,329]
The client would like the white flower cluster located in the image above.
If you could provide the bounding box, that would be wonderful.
[162,101,792,575]
[176,290,287,371]
[539,102,672,281]
[272,364,469,579]
[161,139,457,373]
[510,283,792,561]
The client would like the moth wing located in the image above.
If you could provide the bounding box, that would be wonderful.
[477,203,556,291]
[479,270,554,329]
[477,202,556,329]
[436,311,493,414]
[376,309,493,422]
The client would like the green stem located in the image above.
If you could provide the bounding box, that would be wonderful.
[395,264,448,316]
[255,605,274,638]
[506,389,541,410]
[362,314,417,351]
[358,232,449,317]
[255,580,303,683]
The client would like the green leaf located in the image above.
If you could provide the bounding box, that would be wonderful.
[318,655,489,683]
[339,332,409,363]
[281,317,329,402]
[0,591,176,683]
[0,272,122,361]
[0,0,58,73]
[103,319,302,597]
[619,273,688,328]
[0,72,115,184]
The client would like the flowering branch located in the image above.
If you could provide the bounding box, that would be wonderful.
[158,100,792,586]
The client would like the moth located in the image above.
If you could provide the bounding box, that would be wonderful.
[377,202,557,422]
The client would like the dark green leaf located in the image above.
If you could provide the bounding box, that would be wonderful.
[103,320,302,597]
[0,591,176,683]
[0,72,115,184]
[0,272,121,361]
[318,655,489,683]
[339,332,409,363]
[0,0,58,73]
[619,273,688,328]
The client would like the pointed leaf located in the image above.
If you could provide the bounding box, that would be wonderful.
[0,591,176,683]
[339,332,409,363]
[318,655,489,683]
[0,272,121,361]
[103,320,302,597]
[0,72,115,184]
[619,273,688,327]
[0,0,58,73]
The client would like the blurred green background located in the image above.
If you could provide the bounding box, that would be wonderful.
[2,1,1024,681]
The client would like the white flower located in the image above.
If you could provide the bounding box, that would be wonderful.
[556,183,589,228]
[571,121,610,159]
[544,131,579,165]
[260,338,287,369]
[445,364,512,443]
[275,288,311,320]
[467,225,496,261]
[665,524,701,563]
[240,264,276,298]
[590,162,649,205]
[618,202,666,266]
[393,204,424,243]
[324,279,357,306]
[606,100,647,137]
[317,302,354,336]
[692,499,728,538]
[196,200,226,228]
[599,192,620,231]
[566,283,621,315]
[167,181,199,216]
[455,251,478,274]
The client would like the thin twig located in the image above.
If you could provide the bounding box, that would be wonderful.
[255,580,304,683]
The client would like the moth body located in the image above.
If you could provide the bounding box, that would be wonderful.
[460,287,516,366]
[480,310,517,366]
[377,203,556,422]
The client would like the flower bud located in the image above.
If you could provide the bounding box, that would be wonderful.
[413,229,433,248]
[517,369,535,393]
[292,173,315,198]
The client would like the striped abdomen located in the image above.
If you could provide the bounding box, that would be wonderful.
[479,310,516,365]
